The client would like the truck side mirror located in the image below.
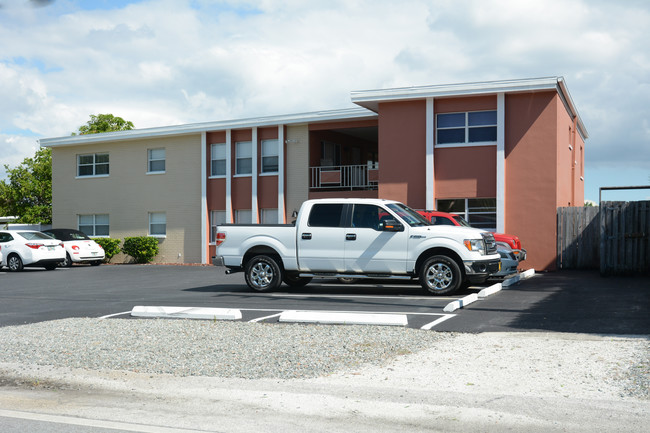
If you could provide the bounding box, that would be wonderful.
[379,219,404,232]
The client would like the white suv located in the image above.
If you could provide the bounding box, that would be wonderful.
[0,230,66,271]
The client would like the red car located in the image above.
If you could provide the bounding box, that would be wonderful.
[417,210,526,261]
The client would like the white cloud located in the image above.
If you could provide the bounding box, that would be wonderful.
[0,0,648,185]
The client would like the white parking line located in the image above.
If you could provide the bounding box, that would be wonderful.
[420,314,456,330]
[99,311,132,319]
[249,312,283,322]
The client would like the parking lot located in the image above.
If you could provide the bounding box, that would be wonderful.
[1,264,648,334]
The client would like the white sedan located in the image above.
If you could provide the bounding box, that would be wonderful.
[42,228,105,267]
[0,230,66,271]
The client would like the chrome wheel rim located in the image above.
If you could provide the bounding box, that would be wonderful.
[8,257,20,271]
[426,263,453,290]
[250,262,273,288]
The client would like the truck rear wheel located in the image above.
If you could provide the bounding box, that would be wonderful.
[419,255,462,295]
[244,255,282,292]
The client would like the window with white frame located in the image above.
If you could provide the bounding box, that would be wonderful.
[149,212,166,236]
[260,208,278,224]
[235,141,252,175]
[77,153,109,177]
[147,148,165,173]
[211,143,226,176]
[210,210,227,243]
[235,209,251,224]
[436,110,497,145]
[261,139,279,173]
[78,214,109,236]
[436,198,496,230]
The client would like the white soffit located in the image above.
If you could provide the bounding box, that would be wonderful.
[40,107,376,148]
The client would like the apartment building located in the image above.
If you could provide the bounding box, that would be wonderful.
[41,76,587,271]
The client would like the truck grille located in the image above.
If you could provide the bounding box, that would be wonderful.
[482,233,497,255]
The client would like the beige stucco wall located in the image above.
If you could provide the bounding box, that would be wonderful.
[51,134,203,263]
[285,124,310,221]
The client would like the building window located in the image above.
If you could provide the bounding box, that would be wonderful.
[260,208,278,224]
[436,198,496,230]
[77,153,109,177]
[149,212,166,237]
[261,140,279,173]
[211,143,226,177]
[210,210,227,243]
[235,141,252,175]
[235,209,251,224]
[436,110,497,145]
[147,148,165,173]
[78,214,109,237]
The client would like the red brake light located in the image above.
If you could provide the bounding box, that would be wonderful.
[72,245,80,250]
[216,232,226,247]
[25,243,44,250]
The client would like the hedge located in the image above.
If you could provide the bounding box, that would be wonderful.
[91,237,121,262]
[121,236,160,264]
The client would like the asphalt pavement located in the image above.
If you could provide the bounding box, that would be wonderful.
[0,264,648,334]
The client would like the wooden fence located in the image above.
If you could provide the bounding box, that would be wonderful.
[600,201,650,275]
[557,206,600,269]
[557,201,650,275]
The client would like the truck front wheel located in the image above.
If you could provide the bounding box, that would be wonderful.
[244,255,283,292]
[419,255,462,295]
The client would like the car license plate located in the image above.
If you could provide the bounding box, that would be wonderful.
[91,252,98,255]
[48,246,55,251]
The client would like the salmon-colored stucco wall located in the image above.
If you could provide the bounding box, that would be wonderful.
[505,91,559,271]
[555,100,586,207]
[434,146,497,199]
[434,95,496,113]
[377,100,427,208]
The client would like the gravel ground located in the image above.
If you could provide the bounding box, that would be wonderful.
[0,318,453,379]
[0,317,647,401]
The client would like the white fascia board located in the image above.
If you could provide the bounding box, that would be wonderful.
[351,76,562,111]
[557,77,589,140]
[40,107,376,148]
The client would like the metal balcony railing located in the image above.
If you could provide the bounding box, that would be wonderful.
[310,164,379,190]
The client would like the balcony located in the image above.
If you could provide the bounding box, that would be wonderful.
[310,164,379,191]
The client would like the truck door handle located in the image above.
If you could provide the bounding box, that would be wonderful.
[302,233,312,240]
[346,233,357,241]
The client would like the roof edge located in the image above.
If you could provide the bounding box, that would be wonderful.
[40,107,376,147]
[351,76,587,139]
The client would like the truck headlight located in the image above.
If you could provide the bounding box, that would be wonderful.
[464,239,486,255]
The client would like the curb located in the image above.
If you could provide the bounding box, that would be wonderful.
[444,270,537,312]
[443,293,479,313]
[279,310,408,326]
[503,269,536,287]
[131,306,242,321]
[478,283,503,299]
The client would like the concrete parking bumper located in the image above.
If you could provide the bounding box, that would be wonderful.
[131,306,242,321]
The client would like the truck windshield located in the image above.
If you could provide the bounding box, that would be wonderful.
[386,203,431,227]
[452,215,472,227]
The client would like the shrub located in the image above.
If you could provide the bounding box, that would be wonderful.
[91,237,121,262]
[121,236,160,264]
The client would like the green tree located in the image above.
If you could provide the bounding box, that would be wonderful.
[73,113,134,135]
[0,147,52,223]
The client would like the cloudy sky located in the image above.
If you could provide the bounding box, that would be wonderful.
[1,0,648,202]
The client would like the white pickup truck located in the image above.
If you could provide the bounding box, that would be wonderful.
[213,198,501,295]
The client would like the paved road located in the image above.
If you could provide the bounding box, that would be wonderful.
[1,264,648,334]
